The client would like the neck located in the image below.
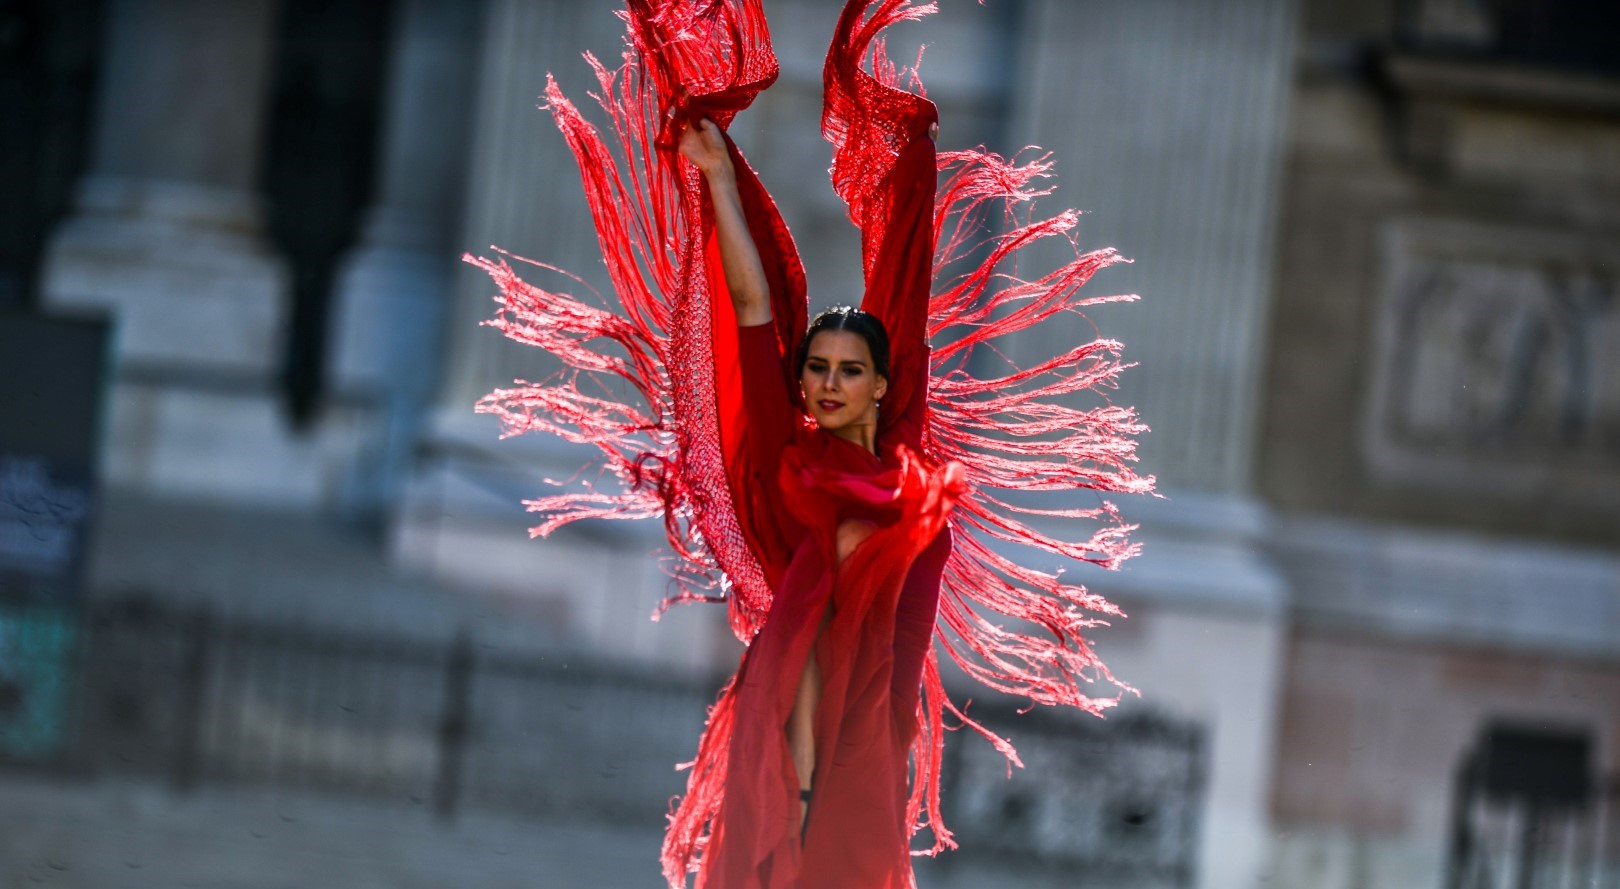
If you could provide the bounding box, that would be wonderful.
[829,416,878,455]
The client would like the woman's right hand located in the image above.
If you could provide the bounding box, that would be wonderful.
[678,117,734,181]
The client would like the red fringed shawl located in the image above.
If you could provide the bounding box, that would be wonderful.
[468,0,1154,883]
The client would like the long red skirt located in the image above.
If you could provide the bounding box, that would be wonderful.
[693,500,953,888]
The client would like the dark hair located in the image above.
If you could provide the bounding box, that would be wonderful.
[796,306,891,380]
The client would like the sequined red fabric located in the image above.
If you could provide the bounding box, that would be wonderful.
[468,0,1154,883]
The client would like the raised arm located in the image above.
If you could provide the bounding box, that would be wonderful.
[676,117,798,564]
[820,1,942,450]
[679,118,771,327]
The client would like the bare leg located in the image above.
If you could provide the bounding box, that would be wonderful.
[787,631,822,829]
[788,519,878,833]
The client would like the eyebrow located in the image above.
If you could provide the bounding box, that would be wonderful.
[806,356,867,367]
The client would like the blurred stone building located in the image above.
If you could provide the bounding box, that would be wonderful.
[4,0,1618,887]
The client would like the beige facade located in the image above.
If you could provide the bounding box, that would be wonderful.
[1257,0,1620,885]
[18,0,1619,887]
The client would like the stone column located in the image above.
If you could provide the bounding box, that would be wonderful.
[436,0,626,416]
[1007,2,1299,887]
[45,0,285,377]
[38,0,362,507]
[394,0,735,676]
[1010,0,1298,497]
[326,0,481,518]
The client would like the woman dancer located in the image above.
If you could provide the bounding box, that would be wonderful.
[669,112,963,886]
[470,2,1154,886]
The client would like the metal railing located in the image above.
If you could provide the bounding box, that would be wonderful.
[1447,726,1620,889]
[1448,777,1620,889]
[0,597,1205,885]
[940,702,1206,886]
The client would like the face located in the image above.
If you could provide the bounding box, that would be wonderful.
[800,329,888,435]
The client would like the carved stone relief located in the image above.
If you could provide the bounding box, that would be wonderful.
[1362,219,1620,504]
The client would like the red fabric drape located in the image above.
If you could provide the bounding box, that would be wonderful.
[679,323,963,887]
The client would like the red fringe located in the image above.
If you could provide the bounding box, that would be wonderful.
[468,0,1155,878]
[820,0,1154,857]
[470,1,782,642]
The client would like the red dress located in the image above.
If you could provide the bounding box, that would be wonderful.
[689,322,962,889]
[665,46,967,888]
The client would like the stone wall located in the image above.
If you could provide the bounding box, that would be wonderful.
[1258,1,1620,885]
[1259,0,1620,546]
[1267,627,1620,888]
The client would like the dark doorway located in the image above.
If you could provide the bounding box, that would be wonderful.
[0,0,105,310]
[262,0,394,426]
